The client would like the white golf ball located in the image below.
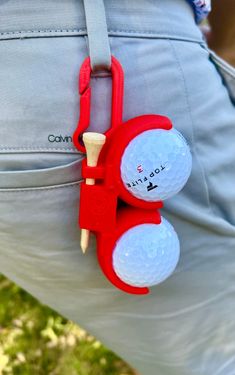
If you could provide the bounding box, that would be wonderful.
[120,128,192,201]
[113,218,180,287]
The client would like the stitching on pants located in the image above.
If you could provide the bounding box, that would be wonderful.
[0,28,203,43]
[0,29,86,36]
[109,29,201,40]
[0,180,82,192]
[168,39,211,209]
[0,147,81,152]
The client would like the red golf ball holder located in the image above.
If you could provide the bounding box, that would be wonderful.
[73,56,173,295]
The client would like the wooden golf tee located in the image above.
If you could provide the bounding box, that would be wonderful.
[80,132,106,254]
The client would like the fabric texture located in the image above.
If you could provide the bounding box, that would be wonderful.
[0,1,235,375]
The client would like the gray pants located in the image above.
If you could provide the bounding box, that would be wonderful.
[1,1,235,374]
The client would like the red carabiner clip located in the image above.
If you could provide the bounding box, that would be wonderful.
[73,56,124,153]
[73,56,175,295]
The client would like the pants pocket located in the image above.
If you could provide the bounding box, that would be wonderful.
[0,154,83,189]
[0,154,88,297]
[205,47,235,105]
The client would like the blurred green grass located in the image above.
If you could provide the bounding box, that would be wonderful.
[0,275,134,375]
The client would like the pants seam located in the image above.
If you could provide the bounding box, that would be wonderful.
[168,38,212,209]
[0,180,82,192]
[0,28,204,44]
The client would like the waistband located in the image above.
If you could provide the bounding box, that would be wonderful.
[0,0,204,43]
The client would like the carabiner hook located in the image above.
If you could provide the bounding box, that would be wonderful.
[73,55,124,153]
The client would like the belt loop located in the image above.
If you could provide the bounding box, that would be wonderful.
[82,0,111,72]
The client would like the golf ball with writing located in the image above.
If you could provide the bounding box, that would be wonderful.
[120,128,192,201]
[113,218,180,287]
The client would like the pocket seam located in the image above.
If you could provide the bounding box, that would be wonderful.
[201,45,235,105]
[0,147,81,152]
[0,180,82,192]
[168,38,212,209]
[0,156,83,190]
[202,46,235,79]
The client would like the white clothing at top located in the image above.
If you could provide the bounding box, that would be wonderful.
[190,0,211,22]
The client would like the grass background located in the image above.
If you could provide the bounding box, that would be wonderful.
[0,275,134,375]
